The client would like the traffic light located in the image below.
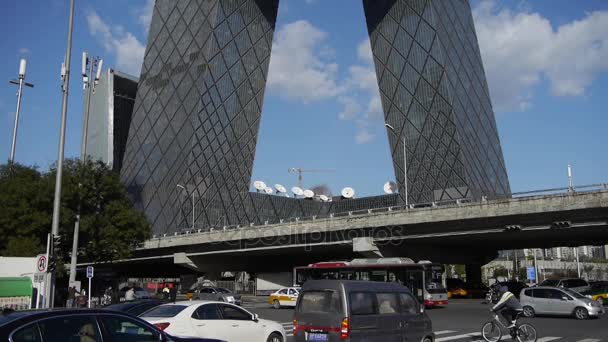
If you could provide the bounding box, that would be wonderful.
[52,234,62,256]
[48,255,56,273]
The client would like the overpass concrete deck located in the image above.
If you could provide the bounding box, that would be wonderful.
[86,190,608,275]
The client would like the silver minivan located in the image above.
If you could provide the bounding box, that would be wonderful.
[520,286,604,319]
[538,278,590,293]
[293,280,434,342]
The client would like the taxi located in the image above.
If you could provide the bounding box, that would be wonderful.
[268,286,300,309]
[583,281,608,305]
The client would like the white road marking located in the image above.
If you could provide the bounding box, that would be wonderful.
[435,332,481,341]
[536,338,562,342]
[434,330,457,335]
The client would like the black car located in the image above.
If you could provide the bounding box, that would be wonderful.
[0,308,224,342]
[104,299,168,316]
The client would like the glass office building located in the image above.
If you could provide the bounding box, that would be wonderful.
[121,0,510,235]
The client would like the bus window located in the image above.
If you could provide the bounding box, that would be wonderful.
[371,270,387,282]
[405,269,424,301]
[425,266,446,293]
[340,271,356,280]
[356,271,370,281]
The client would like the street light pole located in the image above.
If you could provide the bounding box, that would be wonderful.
[8,59,34,165]
[177,184,195,229]
[385,124,408,207]
[49,0,75,308]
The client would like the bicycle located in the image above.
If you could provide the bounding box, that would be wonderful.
[481,310,537,342]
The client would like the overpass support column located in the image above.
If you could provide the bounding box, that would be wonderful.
[465,264,483,285]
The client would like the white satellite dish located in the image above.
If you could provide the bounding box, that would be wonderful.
[304,189,315,199]
[264,187,273,194]
[383,181,398,194]
[274,184,287,193]
[292,186,304,196]
[319,195,329,202]
[341,187,355,199]
[253,181,266,191]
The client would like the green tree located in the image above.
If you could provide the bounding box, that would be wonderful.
[0,160,151,264]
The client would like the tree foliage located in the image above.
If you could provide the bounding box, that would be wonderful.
[0,160,151,264]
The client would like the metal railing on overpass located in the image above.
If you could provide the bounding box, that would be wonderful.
[148,183,608,242]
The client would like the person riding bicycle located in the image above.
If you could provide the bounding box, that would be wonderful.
[491,286,522,329]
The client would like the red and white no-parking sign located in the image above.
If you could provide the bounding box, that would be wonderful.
[36,254,48,273]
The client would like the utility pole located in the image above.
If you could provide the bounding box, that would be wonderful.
[69,52,103,286]
[49,0,75,308]
[8,59,34,165]
[568,163,574,193]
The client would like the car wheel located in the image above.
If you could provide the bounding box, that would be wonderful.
[422,337,433,342]
[522,306,535,318]
[267,332,283,342]
[574,307,589,320]
[273,299,281,309]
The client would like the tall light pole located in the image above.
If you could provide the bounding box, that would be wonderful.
[8,59,34,165]
[385,123,408,207]
[69,52,103,286]
[49,0,75,308]
[177,184,195,229]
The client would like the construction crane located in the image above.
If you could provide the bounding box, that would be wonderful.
[288,168,335,189]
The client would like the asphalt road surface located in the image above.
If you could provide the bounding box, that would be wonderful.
[243,298,608,342]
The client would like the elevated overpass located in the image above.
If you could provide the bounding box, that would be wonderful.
[97,187,608,278]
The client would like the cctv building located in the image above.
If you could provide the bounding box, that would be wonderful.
[120,0,510,236]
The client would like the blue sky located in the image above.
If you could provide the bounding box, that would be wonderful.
[1,0,607,197]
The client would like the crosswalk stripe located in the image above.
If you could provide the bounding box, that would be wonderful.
[435,332,480,341]
[577,339,601,342]
[434,330,457,335]
[536,338,561,342]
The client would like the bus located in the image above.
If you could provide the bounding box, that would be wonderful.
[293,258,448,307]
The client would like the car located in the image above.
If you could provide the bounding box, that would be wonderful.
[293,280,435,342]
[0,308,224,342]
[446,278,468,298]
[119,286,153,300]
[268,287,300,309]
[582,281,608,305]
[104,299,168,316]
[520,286,604,319]
[140,300,286,342]
[538,278,591,293]
[495,281,528,299]
[193,286,242,305]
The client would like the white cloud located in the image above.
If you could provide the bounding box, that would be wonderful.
[18,48,30,55]
[355,129,373,144]
[138,0,155,32]
[87,12,145,76]
[267,20,343,103]
[337,97,360,121]
[473,1,608,111]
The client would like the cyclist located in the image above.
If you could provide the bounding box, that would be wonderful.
[491,286,522,329]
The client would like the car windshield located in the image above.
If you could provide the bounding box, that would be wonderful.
[540,280,559,287]
[140,305,188,318]
[216,288,232,293]
[562,289,585,299]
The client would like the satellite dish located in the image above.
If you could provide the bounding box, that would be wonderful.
[304,190,315,199]
[292,186,304,196]
[319,195,329,202]
[274,184,287,193]
[341,187,355,199]
[383,181,398,194]
[253,181,266,191]
[264,187,273,195]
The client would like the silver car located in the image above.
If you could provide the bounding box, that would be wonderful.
[538,278,590,293]
[194,286,241,305]
[520,286,604,319]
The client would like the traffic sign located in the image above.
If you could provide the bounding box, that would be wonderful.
[34,273,45,283]
[36,254,47,273]
[526,266,536,281]
[86,266,94,279]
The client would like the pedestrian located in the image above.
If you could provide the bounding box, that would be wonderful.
[125,287,136,301]
[169,286,177,303]
[103,286,113,306]
[162,286,170,300]
[66,286,80,308]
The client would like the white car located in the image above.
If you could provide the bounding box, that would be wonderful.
[140,300,286,342]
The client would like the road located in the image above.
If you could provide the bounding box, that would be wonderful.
[243,298,608,342]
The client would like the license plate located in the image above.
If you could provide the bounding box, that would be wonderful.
[307,332,328,342]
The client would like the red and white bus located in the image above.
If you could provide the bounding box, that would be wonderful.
[293,258,448,307]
